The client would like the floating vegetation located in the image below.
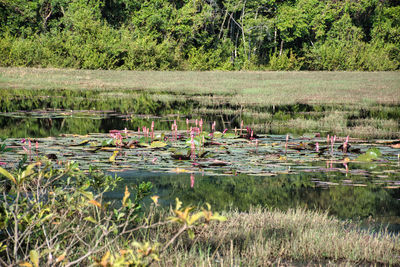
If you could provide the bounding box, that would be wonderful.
[2,120,399,226]
[1,121,399,186]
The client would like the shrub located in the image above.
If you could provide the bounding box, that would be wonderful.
[187,44,233,71]
[305,39,399,71]
[0,158,225,266]
[268,49,304,70]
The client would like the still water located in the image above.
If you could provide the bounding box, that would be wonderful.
[1,107,399,230]
[103,170,400,232]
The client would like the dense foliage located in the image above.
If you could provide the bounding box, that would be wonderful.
[0,0,399,70]
[0,158,225,265]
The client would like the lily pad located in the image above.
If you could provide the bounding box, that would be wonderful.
[150,141,168,148]
[171,148,191,160]
[356,148,382,162]
[222,133,237,139]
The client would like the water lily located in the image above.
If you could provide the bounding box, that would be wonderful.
[190,173,195,188]
[343,162,349,174]
[190,130,196,161]
[285,134,289,155]
[199,118,203,133]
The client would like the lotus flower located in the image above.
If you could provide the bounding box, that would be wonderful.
[190,173,195,188]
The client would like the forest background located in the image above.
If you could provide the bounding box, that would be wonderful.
[0,0,399,71]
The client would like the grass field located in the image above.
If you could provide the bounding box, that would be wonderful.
[1,68,399,104]
[1,67,399,138]
[156,207,400,266]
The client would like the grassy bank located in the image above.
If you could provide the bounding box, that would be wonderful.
[1,68,399,105]
[1,68,399,138]
[157,208,400,266]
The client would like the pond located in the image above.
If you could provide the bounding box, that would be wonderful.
[1,107,399,231]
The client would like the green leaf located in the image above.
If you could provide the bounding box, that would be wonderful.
[29,249,39,267]
[101,139,115,146]
[21,163,36,180]
[211,213,227,222]
[188,211,204,225]
[80,190,93,200]
[109,150,118,162]
[366,148,382,157]
[213,131,223,138]
[72,140,89,146]
[188,229,195,240]
[154,133,166,141]
[84,216,97,224]
[175,198,182,211]
[171,148,191,160]
[0,167,16,185]
[138,137,150,147]
[122,186,130,207]
[185,137,201,146]
[222,133,237,139]
[150,141,168,148]
[356,148,382,162]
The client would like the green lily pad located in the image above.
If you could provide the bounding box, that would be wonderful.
[171,148,191,160]
[150,141,168,148]
[101,139,115,147]
[71,140,90,146]
[138,136,151,147]
[356,148,382,162]
[213,131,223,138]
[185,136,201,146]
[222,133,237,139]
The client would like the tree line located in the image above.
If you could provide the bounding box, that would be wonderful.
[0,0,399,70]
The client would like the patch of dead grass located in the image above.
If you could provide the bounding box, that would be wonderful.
[155,208,400,266]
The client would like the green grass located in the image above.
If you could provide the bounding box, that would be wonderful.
[1,68,399,105]
[152,207,400,266]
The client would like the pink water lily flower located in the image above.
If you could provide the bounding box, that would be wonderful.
[190,173,195,188]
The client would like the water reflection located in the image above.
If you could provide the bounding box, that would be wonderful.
[106,170,400,229]
[0,111,240,139]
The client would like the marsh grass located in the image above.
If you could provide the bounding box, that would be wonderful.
[1,68,399,105]
[146,207,400,266]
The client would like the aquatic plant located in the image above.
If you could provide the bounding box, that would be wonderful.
[190,130,196,161]
[285,134,289,155]
[190,173,195,188]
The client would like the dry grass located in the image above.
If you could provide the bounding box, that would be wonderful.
[1,68,399,106]
[154,208,400,266]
